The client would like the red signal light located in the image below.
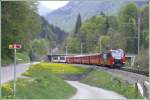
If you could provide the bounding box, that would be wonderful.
[13,44,21,49]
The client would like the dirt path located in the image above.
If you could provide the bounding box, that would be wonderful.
[67,81,126,99]
[1,62,40,84]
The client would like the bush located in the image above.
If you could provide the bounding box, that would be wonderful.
[16,52,30,63]
[1,56,12,66]
[1,82,14,99]
[134,49,149,71]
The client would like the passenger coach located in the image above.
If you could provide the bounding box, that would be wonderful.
[66,49,126,68]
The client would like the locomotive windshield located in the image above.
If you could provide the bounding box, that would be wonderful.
[111,49,124,59]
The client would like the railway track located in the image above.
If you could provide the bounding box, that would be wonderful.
[119,67,149,77]
[74,64,149,98]
[90,65,149,77]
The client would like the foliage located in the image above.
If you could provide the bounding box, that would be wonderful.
[2,63,85,99]
[31,39,49,57]
[1,1,41,65]
[2,77,76,99]
[23,62,88,77]
[100,36,110,51]
[81,70,142,99]
[38,17,67,47]
[16,52,30,63]
[111,32,127,50]
[140,5,149,49]
[1,82,14,99]
[1,1,68,65]
[68,2,148,55]
[74,13,82,35]
[45,0,147,32]
[67,36,81,53]
[134,49,149,72]
[119,3,138,54]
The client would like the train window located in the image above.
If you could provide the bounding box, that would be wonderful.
[100,54,103,59]
[53,57,58,60]
[112,49,124,58]
[107,53,111,58]
[103,54,107,59]
[60,57,65,60]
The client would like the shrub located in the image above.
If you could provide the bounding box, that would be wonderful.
[1,82,14,99]
[134,49,149,71]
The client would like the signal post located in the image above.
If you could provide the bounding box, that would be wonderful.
[9,44,21,97]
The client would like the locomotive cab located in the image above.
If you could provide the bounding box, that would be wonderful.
[111,49,125,67]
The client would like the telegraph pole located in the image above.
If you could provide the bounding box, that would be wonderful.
[51,48,52,61]
[110,32,112,49]
[65,46,68,56]
[81,42,83,55]
[109,28,113,49]
[14,48,16,97]
[99,37,102,52]
[137,12,141,55]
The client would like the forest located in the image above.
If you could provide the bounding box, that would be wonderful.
[2,1,66,65]
[1,1,149,71]
[67,3,148,71]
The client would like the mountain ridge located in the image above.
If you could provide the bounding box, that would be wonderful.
[43,0,148,32]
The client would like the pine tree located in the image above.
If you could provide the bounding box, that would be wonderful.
[74,13,82,35]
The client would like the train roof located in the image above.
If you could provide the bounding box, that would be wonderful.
[72,53,100,57]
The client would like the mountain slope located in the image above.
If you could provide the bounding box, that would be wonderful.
[37,17,67,47]
[44,0,148,32]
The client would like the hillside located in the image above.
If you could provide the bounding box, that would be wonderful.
[44,0,148,32]
[37,17,67,47]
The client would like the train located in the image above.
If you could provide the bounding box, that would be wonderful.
[50,49,126,68]
[51,56,67,63]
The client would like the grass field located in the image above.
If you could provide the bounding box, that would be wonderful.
[2,62,86,99]
[80,70,142,99]
[23,62,88,77]
[2,76,76,99]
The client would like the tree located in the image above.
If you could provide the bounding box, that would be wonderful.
[134,49,149,71]
[67,37,80,53]
[100,11,105,17]
[100,36,110,51]
[140,5,149,49]
[119,3,138,54]
[80,16,105,53]
[31,39,49,57]
[111,32,126,50]
[1,1,41,65]
[74,13,82,36]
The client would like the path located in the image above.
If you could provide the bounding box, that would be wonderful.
[67,81,126,99]
[1,62,40,84]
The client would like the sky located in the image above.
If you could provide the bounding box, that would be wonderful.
[38,1,69,16]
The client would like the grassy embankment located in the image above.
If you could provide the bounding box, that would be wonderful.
[23,62,88,76]
[80,70,142,99]
[2,63,88,99]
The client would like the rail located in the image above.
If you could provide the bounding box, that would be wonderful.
[120,67,148,76]
[136,81,149,99]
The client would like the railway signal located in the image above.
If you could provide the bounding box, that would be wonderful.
[9,43,21,97]
[9,44,21,49]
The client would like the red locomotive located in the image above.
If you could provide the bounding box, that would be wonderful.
[66,49,126,67]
